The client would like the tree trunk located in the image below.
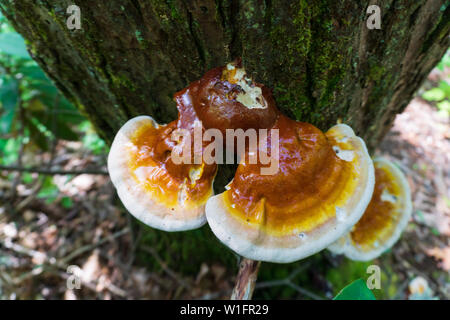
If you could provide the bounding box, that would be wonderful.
[1,0,448,151]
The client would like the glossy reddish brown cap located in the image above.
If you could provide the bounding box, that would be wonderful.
[206,118,375,263]
[174,62,279,137]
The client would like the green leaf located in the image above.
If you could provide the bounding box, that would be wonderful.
[37,176,59,204]
[80,121,107,155]
[0,32,30,59]
[0,108,15,134]
[0,77,19,108]
[61,196,74,209]
[25,116,49,151]
[333,279,376,300]
[422,88,445,101]
[431,228,440,236]
[437,51,450,71]
[31,110,79,141]
[18,64,49,82]
[0,138,20,165]
[22,172,34,184]
[29,82,84,124]
[437,100,450,115]
[438,80,450,98]
[0,76,19,134]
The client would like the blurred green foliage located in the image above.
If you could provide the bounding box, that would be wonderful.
[0,13,107,211]
[79,121,107,155]
[36,176,59,204]
[422,49,450,118]
[0,13,108,235]
[0,12,106,167]
[436,49,450,72]
[327,260,373,295]
[326,258,398,300]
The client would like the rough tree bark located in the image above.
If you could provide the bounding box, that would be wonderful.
[1,0,448,151]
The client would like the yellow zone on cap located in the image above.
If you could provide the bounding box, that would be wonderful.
[125,121,213,211]
[221,119,363,237]
[349,160,405,251]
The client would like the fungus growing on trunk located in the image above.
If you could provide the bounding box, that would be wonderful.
[107,61,396,299]
[107,115,217,231]
[205,116,375,263]
[107,61,278,231]
[328,157,412,261]
[188,61,279,136]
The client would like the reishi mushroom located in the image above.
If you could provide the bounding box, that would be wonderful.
[190,60,279,136]
[107,79,222,231]
[107,60,278,231]
[205,115,375,263]
[107,60,414,299]
[107,114,217,231]
[328,157,412,261]
[107,61,411,267]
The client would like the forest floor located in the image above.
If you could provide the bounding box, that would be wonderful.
[0,71,449,300]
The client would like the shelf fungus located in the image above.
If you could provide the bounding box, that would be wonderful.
[107,60,278,232]
[108,115,217,231]
[106,68,231,231]
[108,60,383,265]
[189,60,279,136]
[205,115,375,263]
[328,158,412,261]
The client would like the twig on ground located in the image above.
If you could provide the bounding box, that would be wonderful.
[2,238,48,264]
[199,289,232,300]
[286,282,325,300]
[199,260,322,300]
[255,261,325,300]
[0,165,108,176]
[2,228,129,269]
[124,214,141,269]
[15,179,44,213]
[60,228,129,264]
[45,265,128,298]
[231,258,261,300]
[9,95,25,204]
[1,229,130,298]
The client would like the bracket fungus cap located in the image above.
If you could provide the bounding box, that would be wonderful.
[184,61,279,136]
[328,157,412,261]
[108,116,216,231]
[206,119,375,263]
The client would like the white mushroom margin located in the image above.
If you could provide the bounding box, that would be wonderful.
[328,157,412,261]
[107,116,210,232]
